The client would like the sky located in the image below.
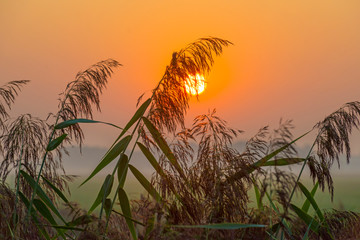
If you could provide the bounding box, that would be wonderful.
[1,0,360,155]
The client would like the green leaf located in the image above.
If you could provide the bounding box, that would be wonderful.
[253,181,263,210]
[81,135,132,186]
[174,223,266,229]
[33,199,67,238]
[145,214,155,239]
[55,118,122,130]
[137,142,179,198]
[302,219,313,240]
[41,175,71,206]
[117,154,129,188]
[67,214,95,227]
[118,188,138,240]
[302,182,319,213]
[46,134,67,151]
[111,98,152,148]
[20,170,67,224]
[137,142,167,178]
[264,191,293,236]
[142,117,185,179]
[251,132,310,170]
[121,98,151,138]
[297,182,324,221]
[33,199,57,226]
[18,191,51,240]
[262,158,306,166]
[227,131,310,182]
[129,164,161,203]
[290,204,320,233]
[46,225,84,231]
[112,209,145,226]
[104,198,112,218]
[88,174,114,214]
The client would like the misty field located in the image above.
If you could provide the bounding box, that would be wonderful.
[64,174,360,212]
[1,37,360,239]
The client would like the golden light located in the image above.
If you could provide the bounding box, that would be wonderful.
[184,74,207,95]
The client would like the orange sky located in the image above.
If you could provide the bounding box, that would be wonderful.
[1,1,360,151]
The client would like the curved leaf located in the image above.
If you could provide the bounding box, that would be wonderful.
[18,191,51,240]
[88,174,114,214]
[290,204,320,233]
[33,199,58,226]
[41,175,71,206]
[112,209,145,226]
[104,198,112,218]
[55,118,122,130]
[20,170,67,224]
[263,158,306,166]
[121,98,151,138]
[137,142,166,178]
[302,182,319,213]
[81,135,131,186]
[297,182,324,221]
[174,223,266,229]
[118,188,138,240]
[46,134,67,151]
[227,131,310,182]
[111,98,152,147]
[129,164,161,203]
[142,117,185,179]
[117,154,129,188]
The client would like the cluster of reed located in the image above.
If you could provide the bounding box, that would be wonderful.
[0,37,359,240]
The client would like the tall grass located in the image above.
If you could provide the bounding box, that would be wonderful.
[1,38,360,239]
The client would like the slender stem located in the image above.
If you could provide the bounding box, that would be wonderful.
[26,84,75,221]
[275,130,320,236]
[12,142,24,239]
[99,74,167,238]
[103,133,141,234]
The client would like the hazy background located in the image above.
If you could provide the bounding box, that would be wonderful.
[1,1,360,209]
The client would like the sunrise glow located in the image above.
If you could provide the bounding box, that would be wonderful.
[185,74,206,95]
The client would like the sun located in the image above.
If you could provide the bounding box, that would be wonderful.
[184,74,207,95]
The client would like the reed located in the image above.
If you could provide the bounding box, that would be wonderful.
[1,38,360,239]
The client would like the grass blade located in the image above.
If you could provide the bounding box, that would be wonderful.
[290,204,320,233]
[67,215,95,227]
[297,182,324,221]
[20,170,67,223]
[33,199,67,239]
[41,175,71,206]
[81,135,132,186]
[142,117,185,179]
[262,158,306,166]
[18,191,51,240]
[174,223,266,229]
[228,131,310,183]
[302,182,319,213]
[46,134,67,151]
[129,164,161,203]
[33,199,58,226]
[252,180,263,210]
[118,188,138,240]
[137,142,167,178]
[111,98,152,147]
[121,98,151,138]
[112,209,145,226]
[117,154,129,188]
[104,198,112,218]
[55,118,122,130]
[88,174,114,214]
[251,131,310,171]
